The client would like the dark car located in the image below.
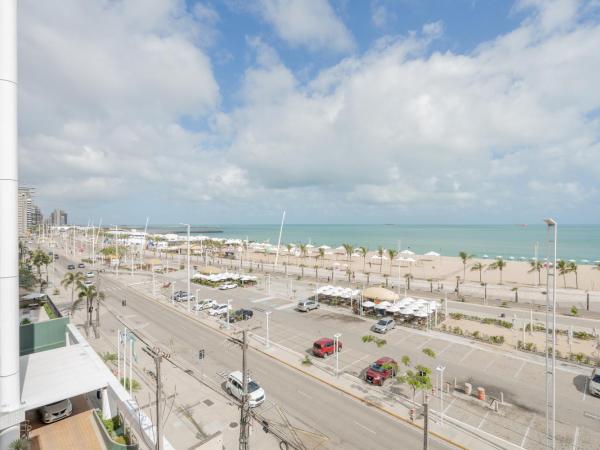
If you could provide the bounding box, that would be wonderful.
[312,337,342,358]
[54,254,59,260]
[67,264,75,270]
[365,357,397,386]
[229,309,254,322]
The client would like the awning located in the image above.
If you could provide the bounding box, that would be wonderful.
[361,287,399,302]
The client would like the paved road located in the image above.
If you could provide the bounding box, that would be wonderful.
[46,249,448,450]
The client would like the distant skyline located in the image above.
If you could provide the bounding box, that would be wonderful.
[19,0,600,224]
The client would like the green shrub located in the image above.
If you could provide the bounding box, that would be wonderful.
[573,331,594,340]
[489,336,505,345]
[20,318,31,325]
[449,313,464,320]
[301,355,312,366]
[42,302,56,319]
[472,330,480,339]
[452,326,463,335]
[570,306,578,316]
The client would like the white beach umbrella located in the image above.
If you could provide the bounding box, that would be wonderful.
[482,254,489,258]
[362,301,375,308]
[319,245,331,249]
[400,249,415,255]
[424,251,440,257]
[306,244,314,248]
[581,259,590,263]
[568,259,576,263]
[509,256,515,260]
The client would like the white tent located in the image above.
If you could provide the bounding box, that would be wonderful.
[423,251,440,257]
[319,245,331,249]
[400,249,415,255]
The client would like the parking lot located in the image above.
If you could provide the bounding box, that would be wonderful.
[126,273,600,450]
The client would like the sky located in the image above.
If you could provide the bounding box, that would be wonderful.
[17,0,600,225]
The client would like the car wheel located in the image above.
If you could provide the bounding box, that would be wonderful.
[226,387,232,396]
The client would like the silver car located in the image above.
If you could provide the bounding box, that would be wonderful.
[39,398,73,424]
[372,318,395,334]
[297,299,319,312]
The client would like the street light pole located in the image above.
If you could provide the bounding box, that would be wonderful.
[265,311,272,348]
[544,218,557,450]
[334,333,341,377]
[180,223,192,313]
[436,366,446,427]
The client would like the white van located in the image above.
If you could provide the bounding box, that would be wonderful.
[225,371,265,407]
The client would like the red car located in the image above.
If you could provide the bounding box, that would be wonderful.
[365,357,398,385]
[312,337,342,358]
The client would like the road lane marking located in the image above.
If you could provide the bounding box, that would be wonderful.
[514,360,527,379]
[353,421,375,434]
[275,303,296,310]
[477,410,489,429]
[251,296,276,303]
[572,426,579,450]
[582,378,588,402]
[458,347,475,364]
[297,390,312,400]
[520,416,535,448]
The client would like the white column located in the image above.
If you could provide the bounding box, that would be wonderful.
[0,0,21,413]
[101,387,112,420]
[128,339,133,397]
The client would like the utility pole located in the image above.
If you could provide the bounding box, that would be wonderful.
[144,346,169,450]
[239,329,251,450]
[423,395,429,450]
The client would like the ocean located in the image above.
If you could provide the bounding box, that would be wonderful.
[135,224,600,262]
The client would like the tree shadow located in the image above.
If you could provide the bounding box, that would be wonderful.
[573,374,589,394]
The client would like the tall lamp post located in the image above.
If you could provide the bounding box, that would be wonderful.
[334,333,342,377]
[436,365,446,427]
[180,223,191,313]
[265,311,272,348]
[544,218,557,450]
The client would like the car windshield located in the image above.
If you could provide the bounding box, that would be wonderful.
[377,320,388,326]
[593,374,600,383]
[370,363,386,372]
[313,343,322,349]
[248,380,261,393]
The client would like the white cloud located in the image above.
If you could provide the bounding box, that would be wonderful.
[252,0,354,52]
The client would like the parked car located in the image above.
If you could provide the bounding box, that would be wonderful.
[372,318,395,334]
[83,280,94,287]
[365,357,398,386]
[39,398,73,424]
[297,299,319,312]
[208,304,232,316]
[219,283,237,290]
[172,290,186,301]
[225,371,265,407]
[590,368,600,397]
[229,309,254,322]
[67,264,75,270]
[177,293,195,302]
[85,272,95,278]
[78,263,85,268]
[312,337,342,358]
[54,254,59,260]
[193,299,217,311]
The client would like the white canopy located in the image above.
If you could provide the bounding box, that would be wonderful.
[424,251,440,257]
[362,301,375,308]
[319,245,331,249]
[400,250,415,255]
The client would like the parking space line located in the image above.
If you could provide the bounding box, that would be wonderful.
[353,421,375,434]
[582,378,588,402]
[251,296,276,303]
[458,347,475,364]
[443,397,456,413]
[340,355,370,372]
[484,356,497,371]
[436,342,453,357]
[572,426,579,450]
[477,410,489,429]
[520,416,535,448]
[514,360,527,379]
[297,390,312,400]
[416,338,432,350]
[275,303,296,310]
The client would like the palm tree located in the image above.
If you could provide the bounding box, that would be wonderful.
[458,251,474,280]
[377,246,384,273]
[568,261,578,289]
[76,284,105,329]
[387,249,398,276]
[62,271,85,310]
[314,265,319,280]
[511,287,519,303]
[358,247,368,272]
[342,243,354,262]
[300,264,306,278]
[556,259,568,288]
[31,249,51,291]
[488,258,507,284]
[404,273,413,290]
[299,244,308,269]
[528,260,544,285]
[318,247,325,267]
[470,262,485,283]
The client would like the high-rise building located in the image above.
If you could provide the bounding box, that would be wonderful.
[49,208,68,226]
[17,186,38,235]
